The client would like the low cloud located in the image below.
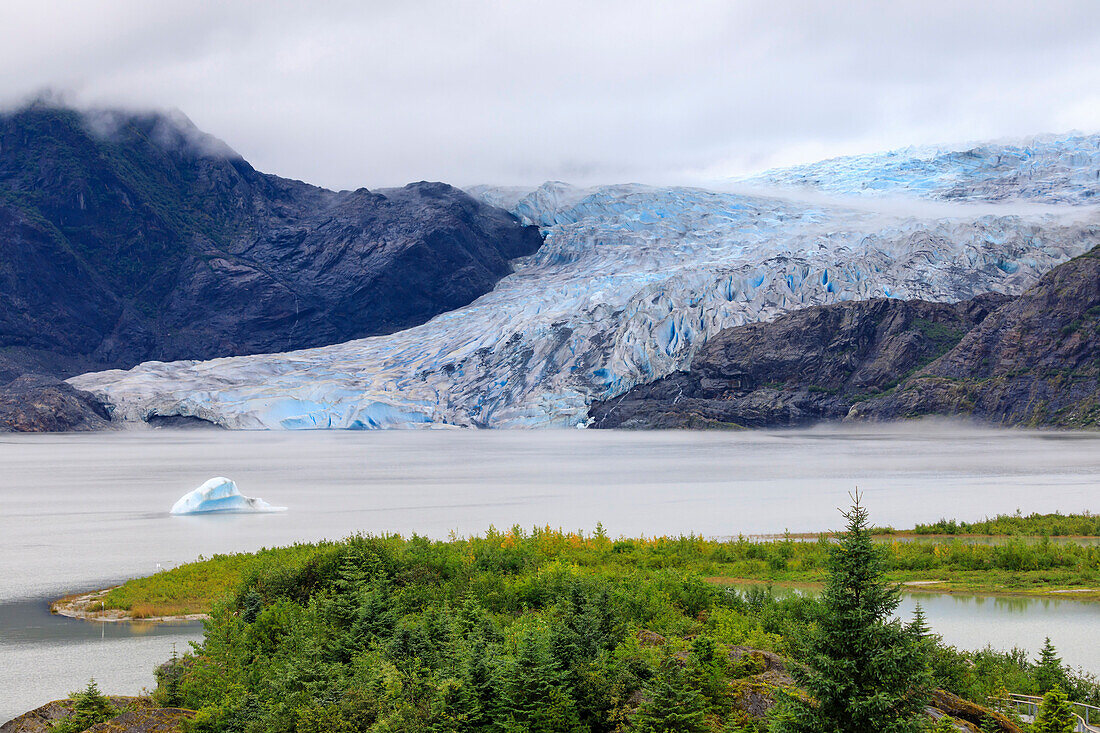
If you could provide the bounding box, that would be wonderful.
[2,1,1098,189]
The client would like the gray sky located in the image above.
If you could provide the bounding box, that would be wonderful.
[2,1,1099,190]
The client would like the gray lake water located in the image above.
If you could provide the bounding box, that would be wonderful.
[1,425,1098,721]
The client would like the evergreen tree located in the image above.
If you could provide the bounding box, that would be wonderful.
[632,655,709,733]
[905,603,932,640]
[1035,637,1066,694]
[494,633,582,733]
[428,677,480,733]
[772,494,933,733]
[1032,685,1076,733]
[687,635,731,713]
[160,644,184,707]
[51,679,118,733]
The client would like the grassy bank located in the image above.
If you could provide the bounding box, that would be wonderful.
[867,511,1100,538]
[87,526,1100,619]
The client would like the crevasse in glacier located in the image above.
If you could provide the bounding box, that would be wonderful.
[69,134,1100,429]
[170,477,286,515]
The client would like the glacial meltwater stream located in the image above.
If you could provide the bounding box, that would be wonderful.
[1,426,1098,721]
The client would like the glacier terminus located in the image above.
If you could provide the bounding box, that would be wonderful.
[69,135,1100,430]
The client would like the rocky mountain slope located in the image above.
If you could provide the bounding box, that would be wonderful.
[591,245,1099,429]
[0,103,542,377]
[851,245,1100,427]
[69,131,1099,429]
[0,374,112,432]
[588,294,1009,429]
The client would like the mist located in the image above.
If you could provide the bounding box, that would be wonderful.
[2,1,1099,189]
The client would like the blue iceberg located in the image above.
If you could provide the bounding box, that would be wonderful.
[170,477,286,515]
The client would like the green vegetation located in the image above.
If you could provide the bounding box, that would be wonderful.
[907,511,1100,537]
[50,680,117,733]
[101,543,329,617]
[1032,686,1076,733]
[99,523,1100,620]
[122,514,1100,732]
[930,716,957,733]
[772,496,930,733]
[912,318,967,360]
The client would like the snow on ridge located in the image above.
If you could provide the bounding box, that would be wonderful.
[739,132,1100,205]
[70,144,1100,430]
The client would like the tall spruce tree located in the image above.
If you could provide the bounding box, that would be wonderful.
[1035,637,1067,694]
[905,603,932,640]
[773,494,932,733]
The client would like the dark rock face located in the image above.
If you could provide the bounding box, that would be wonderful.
[589,295,1008,429]
[0,104,543,378]
[591,246,1100,430]
[0,374,112,432]
[850,247,1100,428]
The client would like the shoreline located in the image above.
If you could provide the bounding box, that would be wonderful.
[743,531,1100,542]
[50,588,210,624]
[705,576,1100,602]
[52,577,1100,626]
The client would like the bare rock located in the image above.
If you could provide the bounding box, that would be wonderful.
[0,374,111,432]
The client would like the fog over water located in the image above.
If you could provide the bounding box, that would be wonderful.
[1,425,1098,720]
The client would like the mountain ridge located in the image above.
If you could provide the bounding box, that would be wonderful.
[0,103,543,379]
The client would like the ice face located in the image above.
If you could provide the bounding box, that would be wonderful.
[70,136,1100,430]
[169,477,286,515]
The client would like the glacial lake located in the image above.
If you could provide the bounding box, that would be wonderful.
[1,425,1099,721]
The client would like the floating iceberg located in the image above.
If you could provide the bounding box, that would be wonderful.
[169,477,286,515]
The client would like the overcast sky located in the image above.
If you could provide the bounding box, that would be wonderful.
[2,1,1099,190]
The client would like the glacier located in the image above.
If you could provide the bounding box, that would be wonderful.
[69,135,1100,430]
[170,477,286,515]
[740,133,1100,204]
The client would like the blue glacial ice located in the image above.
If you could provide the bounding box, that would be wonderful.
[739,133,1100,204]
[170,477,286,515]
[69,134,1100,430]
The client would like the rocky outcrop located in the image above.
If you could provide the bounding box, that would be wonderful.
[0,698,193,733]
[1,699,77,733]
[0,103,542,381]
[0,373,111,432]
[591,245,1100,430]
[84,708,195,733]
[589,295,1007,429]
[851,246,1100,427]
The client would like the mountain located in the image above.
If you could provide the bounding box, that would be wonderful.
[593,245,1099,430]
[0,103,543,381]
[0,374,111,432]
[850,246,1100,427]
[588,294,1010,429]
[70,130,1100,428]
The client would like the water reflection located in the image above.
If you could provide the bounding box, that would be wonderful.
[734,583,1100,672]
[0,597,202,645]
[0,597,202,723]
